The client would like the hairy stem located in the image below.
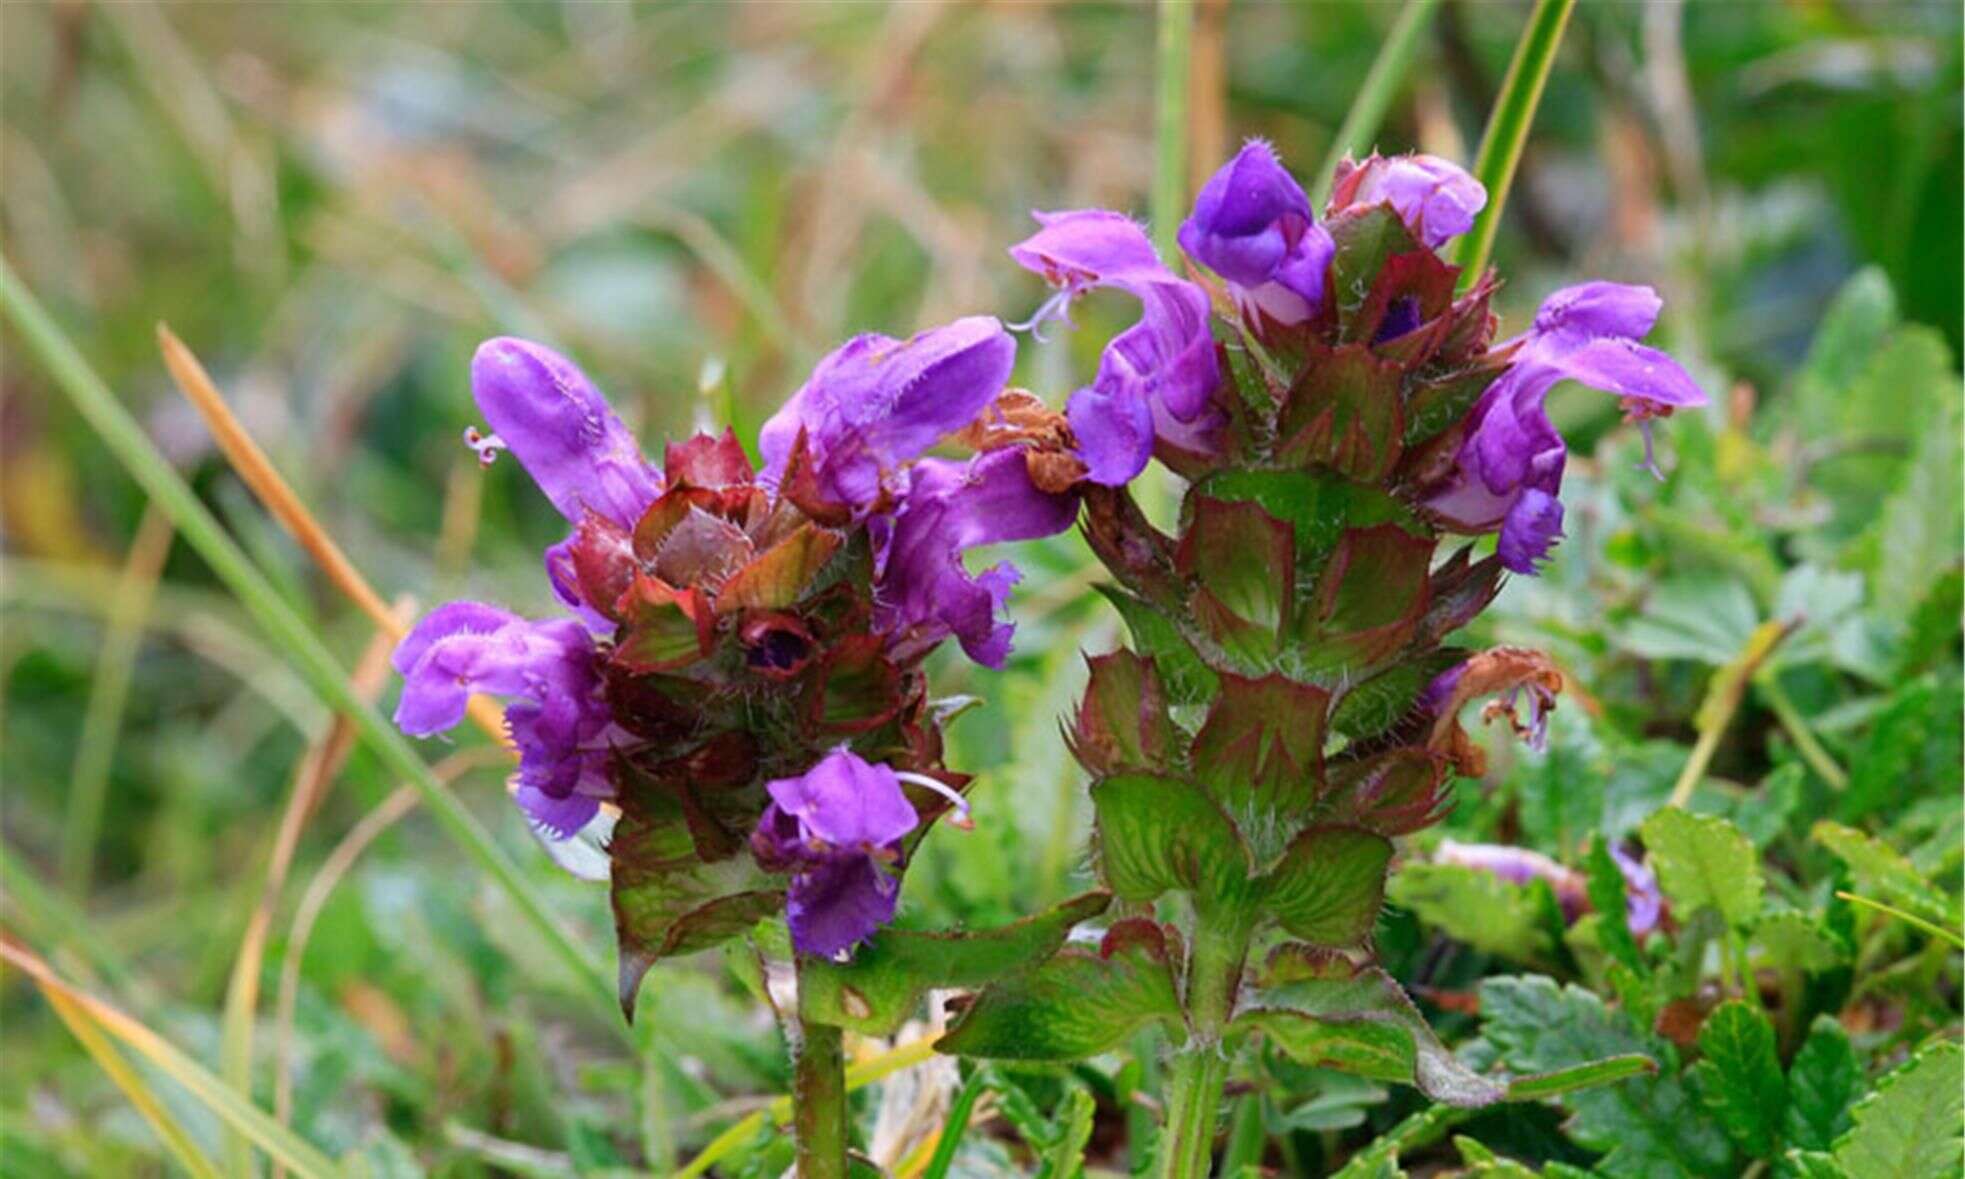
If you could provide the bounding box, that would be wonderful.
[793,957,849,1179]
[1156,911,1251,1179]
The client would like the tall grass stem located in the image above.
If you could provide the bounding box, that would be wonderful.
[1453,0,1577,286]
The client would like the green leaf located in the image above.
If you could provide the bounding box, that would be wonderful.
[1260,827,1393,947]
[1842,675,1963,824]
[1479,975,1735,1177]
[938,921,1183,1060]
[1812,821,1959,928]
[1690,1001,1787,1159]
[1620,577,1761,665]
[1787,1151,1853,1179]
[612,811,780,1014]
[1091,774,1254,909]
[1236,964,1508,1107]
[1189,467,1416,574]
[1831,1040,1963,1179]
[1387,862,1557,964]
[1797,267,1898,408]
[1294,525,1435,673]
[1042,1088,1096,1179]
[1852,335,1962,620]
[1329,648,1465,742]
[1453,1136,1539,1176]
[1750,910,1850,975]
[1096,586,1218,707]
[1327,205,1426,325]
[1071,651,1178,777]
[799,892,1111,1035]
[1506,1054,1659,1101]
[1784,1016,1864,1154]
[1640,808,1763,930]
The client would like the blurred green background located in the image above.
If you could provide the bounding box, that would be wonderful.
[3,2,1960,1175]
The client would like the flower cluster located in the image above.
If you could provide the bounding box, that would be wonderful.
[393,324,1073,978]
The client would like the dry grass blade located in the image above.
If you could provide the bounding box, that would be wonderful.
[155,322,512,752]
[0,938,342,1179]
[41,985,225,1179]
[222,601,408,1178]
[61,503,174,897]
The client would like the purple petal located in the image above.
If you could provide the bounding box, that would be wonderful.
[1497,488,1564,574]
[759,317,1016,511]
[876,450,1079,666]
[1179,142,1333,324]
[1530,281,1663,345]
[1009,209,1170,294]
[516,784,602,840]
[1067,384,1155,486]
[1612,846,1663,936]
[786,854,902,958]
[1329,153,1486,249]
[1550,338,1708,411]
[471,338,662,530]
[764,748,920,850]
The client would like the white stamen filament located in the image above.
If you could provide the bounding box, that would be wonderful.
[894,771,973,830]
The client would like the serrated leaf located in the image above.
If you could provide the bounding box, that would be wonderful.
[1260,827,1392,947]
[1784,1016,1864,1154]
[937,926,1182,1060]
[1691,1000,1787,1158]
[1092,774,1254,910]
[1387,862,1557,964]
[1071,650,1178,777]
[1236,965,1507,1107]
[1831,1040,1963,1179]
[1812,821,1959,928]
[1294,524,1435,674]
[799,892,1111,1035]
[1189,673,1330,834]
[1751,911,1849,975]
[1479,975,1736,1177]
[1640,808,1763,930]
[1275,343,1404,480]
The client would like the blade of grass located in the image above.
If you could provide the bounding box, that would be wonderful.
[41,986,225,1179]
[0,260,616,1023]
[61,504,174,897]
[1668,619,1797,809]
[1451,0,1577,286]
[913,1067,988,1179]
[1151,0,1195,258]
[223,609,404,1179]
[2,938,341,1179]
[1837,891,1965,949]
[155,323,511,751]
[0,846,136,995]
[1309,0,1446,207]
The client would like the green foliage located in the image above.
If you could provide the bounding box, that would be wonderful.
[1386,862,1559,965]
[937,923,1183,1060]
[1641,809,1763,930]
[1784,1017,1864,1154]
[1690,1001,1787,1158]
[1830,1040,1964,1179]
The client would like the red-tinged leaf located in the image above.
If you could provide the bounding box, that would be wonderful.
[613,575,714,672]
[663,428,753,488]
[1176,496,1296,639]
[1276,344,1404,481]
[1324,748,1455,836]
[778,428,854,526]
[566,509,637,623]
[1189,673,1331,829]
[1403,356,1512,447]
[1296,524,1434,673]
[716,523,843,614]
[1351,248,1459,350]
[937,918,1183,1060]
[808,633,904,733]
[1081,484,1184,613]
[1070,650,1178,777]
[650,505,753,589]
[1091,773,1256,910]
[1436,271,1502,364]
[602,665,714,742]
[1417,546,1506,643]
[1324,204,1426,327]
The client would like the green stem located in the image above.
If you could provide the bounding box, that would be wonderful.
[1756,674,1850,791]
[0,260,620,1028]
[793,958,849,1179]
[1157,912,1250,1179]
[1309,0,1446,207]
[1152,0,1196,258]
[1452,0,1577,286]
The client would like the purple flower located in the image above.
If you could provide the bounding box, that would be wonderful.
[1327,153,1486,249]
[1010,209,1223,485]
[392,602,616,837]
[875,448,1081,668]
[1178,140,1336,327]
[751,748,922,957]
[758,317,1016,513]
[471,338,662,531]
[1612,846,1663,936]
[1424,281,1707,573]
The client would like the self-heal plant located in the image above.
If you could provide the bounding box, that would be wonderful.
[935,140,1706,1176]
[391,321,1079,1177]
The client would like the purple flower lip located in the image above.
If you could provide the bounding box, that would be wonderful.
[1009,208,1224,486]
[1327,153,1487,249]
[1423,281,1708,573]
[751,748,926,958]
